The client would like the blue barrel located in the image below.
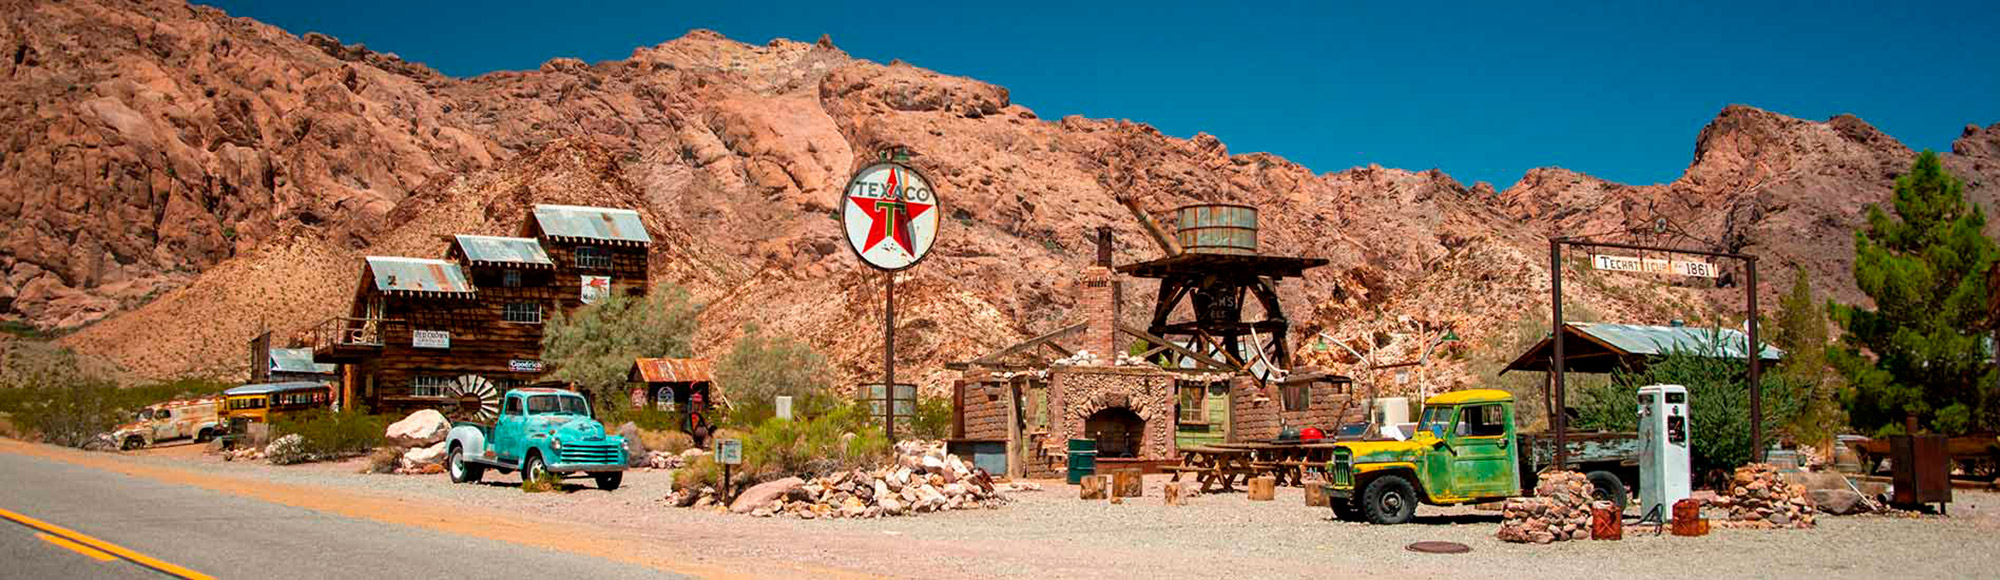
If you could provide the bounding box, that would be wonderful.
[1066,439,1098,485]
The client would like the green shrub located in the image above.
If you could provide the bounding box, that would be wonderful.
[910,396,953,440]
[742,401,888,479]
[522,469,566,493]
[629,408,684,432]
[713,324,833,426]
[542,288,702,413]
[639,429,693,454]
[1573,328,1807,475]
[271,408,384,460]
[673,454,723,491]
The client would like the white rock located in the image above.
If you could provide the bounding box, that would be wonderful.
[400,439,448,468]
[880,497,905,515]
[921,455,947,475]
[384,410,450,447]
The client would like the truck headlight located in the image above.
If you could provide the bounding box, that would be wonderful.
[551,437,563,450]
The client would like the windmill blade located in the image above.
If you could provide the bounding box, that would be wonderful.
[447,375,500,423]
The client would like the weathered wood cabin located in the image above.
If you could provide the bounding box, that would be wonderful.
[521,204,652,311]
[312,205,654,416]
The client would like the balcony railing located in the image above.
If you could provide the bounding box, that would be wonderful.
[309,317,391,359]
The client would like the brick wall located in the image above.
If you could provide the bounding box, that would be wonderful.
[958,380,1011,441]
[1078,266,1117,358]
[1045,366,1177,461]
[1230,376,1363,442]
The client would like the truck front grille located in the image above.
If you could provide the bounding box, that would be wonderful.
[1331,449,1353,488]
[558,441,622,465]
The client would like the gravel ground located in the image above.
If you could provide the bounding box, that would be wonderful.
[124,444,2000,579]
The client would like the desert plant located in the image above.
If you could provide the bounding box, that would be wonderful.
[362,446,402,474]
[741,401,889,479]
[1572,329,1808,474]
[521,469,566,493]
[673,454,723,491]
[270,408,384,460]
[542,287,702,412]
[910,396,953,440]
[1771,269,1846,446]
[0,343,123,447]
[1831,151,1999,435]
[713,324,833,424]
[265,433,310,465]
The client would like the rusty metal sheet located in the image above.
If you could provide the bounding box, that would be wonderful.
[267,348,334,374]
[629,358,713,383]
[366,256,474,294]
[532,204,652,244]
[454,235,552,265]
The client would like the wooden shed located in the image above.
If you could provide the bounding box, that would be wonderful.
[627,358,716,412]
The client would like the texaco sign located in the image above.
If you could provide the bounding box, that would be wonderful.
[841,161,941,271]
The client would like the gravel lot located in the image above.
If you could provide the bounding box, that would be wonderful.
[127,444,2000,579]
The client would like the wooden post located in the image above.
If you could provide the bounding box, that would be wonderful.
[1305,482,1330,507]
[1164,482,1189,505]
[1551,237,1567,470]
[1247,476,1277,501]
[1746,257,1762,463]
[1112,468,1143,498]
[1080,474,1109,500]
[1005,379,1025,479]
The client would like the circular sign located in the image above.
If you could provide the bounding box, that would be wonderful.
[841,161,941,271]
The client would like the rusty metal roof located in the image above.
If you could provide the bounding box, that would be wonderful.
[365,256,475,295]
[454,235,552,266]
[629,358,713,383]
[268,348,335,375]
[532,204,652,244]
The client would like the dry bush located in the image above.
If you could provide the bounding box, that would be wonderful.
[521,469,566,493]
[361,447,402,474]
[673,454,722,491]
[639,429,693,454]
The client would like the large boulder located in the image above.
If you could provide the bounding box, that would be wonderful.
[618,422,647,467]
[401,440,448,469]
[1810,489,1868,515]
[385,410,450,447]
[729,477,804,514]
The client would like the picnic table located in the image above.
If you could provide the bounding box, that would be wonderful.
[1207,442,1345,487]
[1166,445,1259,493]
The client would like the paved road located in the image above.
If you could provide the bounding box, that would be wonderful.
[0,451,680,579]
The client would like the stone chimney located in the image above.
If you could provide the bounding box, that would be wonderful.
[1080,227,1120,360]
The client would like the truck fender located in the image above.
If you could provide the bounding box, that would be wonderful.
[447,425,488,461]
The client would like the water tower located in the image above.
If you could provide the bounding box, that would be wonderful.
[1116,201,1328,372]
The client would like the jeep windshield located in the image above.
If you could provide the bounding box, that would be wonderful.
[1417,406,1452,439]
[525,395,590,417]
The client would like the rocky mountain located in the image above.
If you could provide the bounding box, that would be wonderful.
[4,0,1994,397]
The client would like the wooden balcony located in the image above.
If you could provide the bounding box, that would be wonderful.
[309,317,389,363]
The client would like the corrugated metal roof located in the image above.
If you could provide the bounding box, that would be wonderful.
[365,256,475,294]
[1572,322,1784,360]
[268,348,335,375]
[629,358,713,383]
[533,204,652,244]
[454,235,552,266]
[224,381,329,396]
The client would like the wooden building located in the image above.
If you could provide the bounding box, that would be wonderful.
[521,204,652,312]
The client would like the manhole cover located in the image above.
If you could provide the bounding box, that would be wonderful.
[1405,541,1471,554]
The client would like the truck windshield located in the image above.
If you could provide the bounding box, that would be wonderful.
[525,395,589,416]
[1417,406,1452,438]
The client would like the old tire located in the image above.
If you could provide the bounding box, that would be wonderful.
[1586,470,1629,511]
[593,471,623,491]
[522,453,550,485]
[121,436,145,451]
[1361,475,1418,525]
[448,445,483,484]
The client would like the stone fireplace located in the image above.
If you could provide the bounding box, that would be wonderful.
[1045,366,1177,462]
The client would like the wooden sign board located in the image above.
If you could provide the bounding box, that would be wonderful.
[1592,254,1717,278]
[716,439,743,465]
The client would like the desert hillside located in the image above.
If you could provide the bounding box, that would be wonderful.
[3,0,1996,395]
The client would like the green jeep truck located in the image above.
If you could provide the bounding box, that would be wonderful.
[1323,389,1638,524]
[444,388,627,490]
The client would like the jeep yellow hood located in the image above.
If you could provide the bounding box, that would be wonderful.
[1338,434,1434,463]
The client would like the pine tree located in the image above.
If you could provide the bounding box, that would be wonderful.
[1773,269,1841,445]
[1830,151,1999,435]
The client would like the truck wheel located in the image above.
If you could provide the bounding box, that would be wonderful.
[448,445,483,484]
[121,436,145,451]
[195,428,213,443]
[522,453,550,484]
[1586,471,1629,511]
[592,472,623,491]
[1361,475,1418,525]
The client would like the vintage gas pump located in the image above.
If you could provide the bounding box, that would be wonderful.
[1637,384,1691,517]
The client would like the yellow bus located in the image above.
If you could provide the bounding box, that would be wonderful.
[221,381,334,434]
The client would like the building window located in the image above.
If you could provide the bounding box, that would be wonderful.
[411,376,454,398]
[503,302,542,324]
[1280,382,1312,412]
[1178,384,1209,424]
[502,269,522,288]
[576,246,612,269]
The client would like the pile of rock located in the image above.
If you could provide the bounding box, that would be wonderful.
[383,410,451,474]
[1496,471,1596,544]
[1721,463,1815,529]
[675,440,1017,519]
[1051,350,1152,367]
[642,448,708,470]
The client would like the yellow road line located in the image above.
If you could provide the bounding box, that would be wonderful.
[0,506,214,580]
[38,532,118,561]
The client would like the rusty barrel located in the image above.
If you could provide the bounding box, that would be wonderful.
[1174,203,1258,255]
[1590,501,1622,540]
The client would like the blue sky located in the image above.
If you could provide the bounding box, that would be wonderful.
[201,1,1998,187]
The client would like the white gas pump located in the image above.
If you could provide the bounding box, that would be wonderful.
[1637,384,1691,517]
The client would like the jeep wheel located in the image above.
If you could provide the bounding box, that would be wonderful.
[1586,470,1629,511]
[1361,475,1418,525]
[194,428,214,443]
[592,472,623,491]
[1330,498,1360,521]
[448,445,483,484]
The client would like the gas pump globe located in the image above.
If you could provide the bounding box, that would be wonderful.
[1637,384,1691,516]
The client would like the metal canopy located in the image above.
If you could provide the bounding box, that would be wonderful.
[364,256,475,295]
[268,348,335,374]
[1116,253,1328,279]
[1502,322,1783,375]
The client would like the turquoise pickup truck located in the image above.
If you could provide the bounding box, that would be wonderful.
[444,388,627,490]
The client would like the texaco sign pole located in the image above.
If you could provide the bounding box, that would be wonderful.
[841,148,941,444]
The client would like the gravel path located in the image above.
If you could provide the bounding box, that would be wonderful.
[123,444,2000,579]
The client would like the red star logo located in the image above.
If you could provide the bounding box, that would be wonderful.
[853,168,933,256]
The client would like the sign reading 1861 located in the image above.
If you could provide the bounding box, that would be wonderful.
[1592,254,1717,278]
[841,162,941,271]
